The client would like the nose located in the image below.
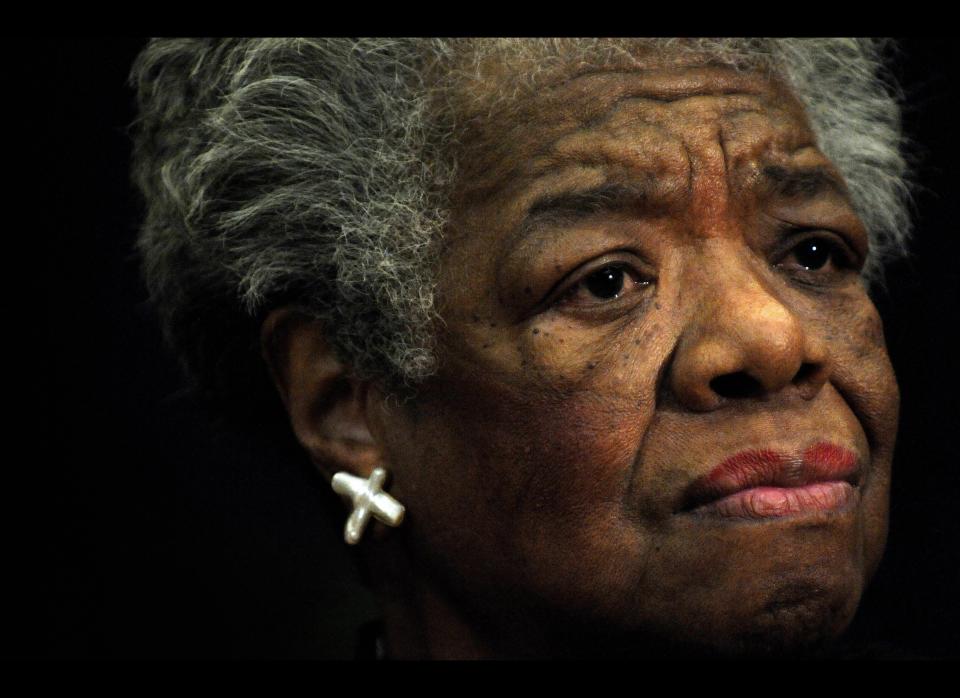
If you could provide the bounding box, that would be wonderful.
[669,257,830,412]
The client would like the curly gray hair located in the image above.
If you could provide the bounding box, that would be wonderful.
[130,38,909,409]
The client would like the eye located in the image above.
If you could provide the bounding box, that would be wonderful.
[792,238,834,270]
[557,263,650,309]
[584,266,628,299]
[777,234,857,279]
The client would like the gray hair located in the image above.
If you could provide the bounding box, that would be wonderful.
[130,38,909,408]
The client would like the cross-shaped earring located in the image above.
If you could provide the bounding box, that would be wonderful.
[331,467,405,545]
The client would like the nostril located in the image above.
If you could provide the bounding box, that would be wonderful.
[792,362,826,400]
[793,362,819,385]
[710,371,764,399]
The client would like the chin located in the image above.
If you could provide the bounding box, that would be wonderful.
[685,552,867,658]
[608,590,862,660]
[722,584,862,657]
[590,516,875,659]
[540,557,868,660]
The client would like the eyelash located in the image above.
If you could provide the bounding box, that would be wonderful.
[545,231,855,314]
[555,262,650,309]
[775,233,860,280]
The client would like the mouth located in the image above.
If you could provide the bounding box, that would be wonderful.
[681,442,862,520]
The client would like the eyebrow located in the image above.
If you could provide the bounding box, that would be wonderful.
[516,165,848,241]
[520,182,652,236]
[760,165,849,201]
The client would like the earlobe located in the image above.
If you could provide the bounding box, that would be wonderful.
[260,308,383,480]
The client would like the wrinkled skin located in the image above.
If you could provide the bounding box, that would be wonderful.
[335,62,899,658]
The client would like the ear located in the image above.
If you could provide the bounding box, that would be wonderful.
[260,308,382,481]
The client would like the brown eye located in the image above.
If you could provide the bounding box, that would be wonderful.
[584,266,626,299]
[792,238,833,270]
[557,262,650,312]
[778,234,856,280]
[547,255,652,315]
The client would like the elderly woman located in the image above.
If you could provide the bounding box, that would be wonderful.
[130,38,909,658]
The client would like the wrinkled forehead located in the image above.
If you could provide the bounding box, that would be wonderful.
[443,50,822,209]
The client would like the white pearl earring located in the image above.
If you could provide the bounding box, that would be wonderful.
[331,467,405,545]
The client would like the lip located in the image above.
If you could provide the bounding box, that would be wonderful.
[682,442,862,519]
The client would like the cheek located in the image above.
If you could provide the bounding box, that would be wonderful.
[384,344,665,600]
[509,390,649,532]
[815,295,898,576]
[520,301,667,383]
[788,285,898,451]
[822,298,899,446]
[507,314,674,527]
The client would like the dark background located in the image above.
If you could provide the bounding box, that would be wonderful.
[17,38,960,659]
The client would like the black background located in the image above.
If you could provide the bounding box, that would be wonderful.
[18,38,960,659]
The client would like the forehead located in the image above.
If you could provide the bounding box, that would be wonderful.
[448,60,832,214]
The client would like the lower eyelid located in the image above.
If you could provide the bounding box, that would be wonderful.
[561,270,648,306]
[543,252,654,310]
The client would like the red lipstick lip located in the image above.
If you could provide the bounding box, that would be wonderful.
[682,442,861,516]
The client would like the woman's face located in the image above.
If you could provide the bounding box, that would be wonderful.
[370,62,899,655]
